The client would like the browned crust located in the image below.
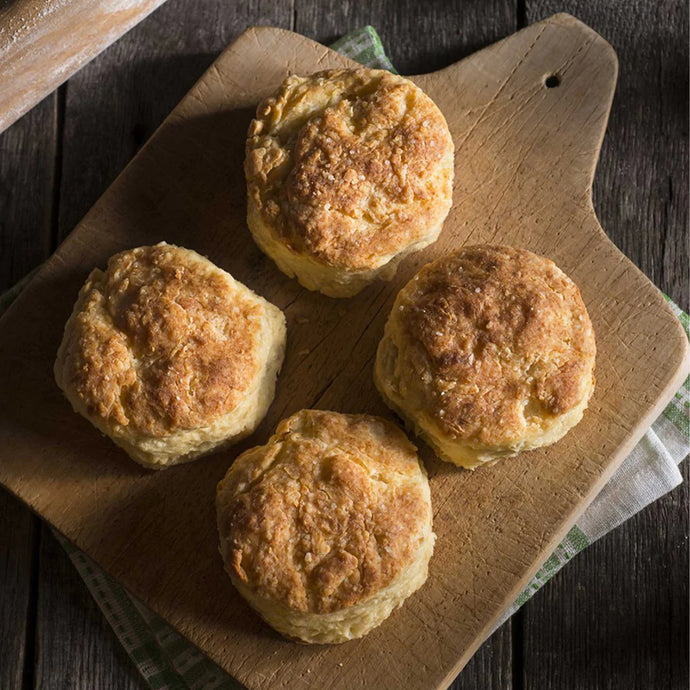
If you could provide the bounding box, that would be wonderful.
[382,245,596,446]
[216,410,432,614]
[245,68,454,270]
[56,243,264,437]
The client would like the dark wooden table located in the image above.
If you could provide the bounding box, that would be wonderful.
[0,1,687,688]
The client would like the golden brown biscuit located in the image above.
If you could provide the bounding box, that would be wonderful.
[54,242,286,469]
[245,68,454,297]
[374,245,596,468]
[216,409,434,643]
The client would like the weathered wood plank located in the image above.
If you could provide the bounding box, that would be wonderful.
[0,489,37,690]
[34,527,145,690]
[519,475,689,689]
[0,96,56,291]
[0,91,56,690]
[294,0,516,74]
[521,1,689,688]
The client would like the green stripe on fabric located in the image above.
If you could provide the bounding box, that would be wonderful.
[511,525,591,609]
[566,524,590,551]
[663,399,689,436]
[330,26,397,72]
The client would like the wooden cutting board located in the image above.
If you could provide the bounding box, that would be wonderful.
[0,13,687,690]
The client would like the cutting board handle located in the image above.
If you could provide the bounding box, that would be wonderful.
[416,13,618,204]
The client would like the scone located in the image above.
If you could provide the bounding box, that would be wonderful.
[54,242,286,469]
[216,409,434,644]
[245,68,454,298]
[374,245,596,469]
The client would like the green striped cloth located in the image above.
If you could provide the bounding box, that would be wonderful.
[4,26,687,690]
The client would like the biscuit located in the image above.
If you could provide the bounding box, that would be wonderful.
[374,245,596,468]
[54,242,286,469]
[216,409,434,643]
[245,68,454,297]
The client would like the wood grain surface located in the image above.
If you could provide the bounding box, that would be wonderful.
[0,13,686,690]
[0,0,169,133]
[0,93,56,690]
[34,530,144,690]
[0,2,687,689]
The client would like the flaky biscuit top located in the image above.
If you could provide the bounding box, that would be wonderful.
[385,245,596,446]
[245,68,454,270]
[217,410,432,614]
[57,243,264,437]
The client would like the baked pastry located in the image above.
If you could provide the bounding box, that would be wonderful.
[54,242,286,469]
[245,68,454,298]
[374,245,596,469]
[216,409,434,643]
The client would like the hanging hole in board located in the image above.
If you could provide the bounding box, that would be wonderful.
[544,74,560,89]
